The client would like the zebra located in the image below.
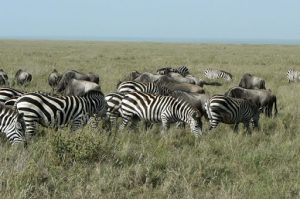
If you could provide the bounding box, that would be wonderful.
[0,88,24,103]
[0,103,26,144]
[157,66,190,77]
[117,81,172,95]
[15,90,107,136]
[287,69,300,83]
[119,91,202,136]
[204,69,232,81]
[205,95,261,131]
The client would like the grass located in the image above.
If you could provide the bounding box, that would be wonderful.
[0,40,300,198]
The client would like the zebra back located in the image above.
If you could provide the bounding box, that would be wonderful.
[0,88,24,103]
[117,81,171,95]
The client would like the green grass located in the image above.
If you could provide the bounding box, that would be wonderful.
[0,40,300,198]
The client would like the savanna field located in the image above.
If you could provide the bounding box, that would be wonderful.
[1,40,300,198]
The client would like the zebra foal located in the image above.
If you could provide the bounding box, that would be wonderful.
[15,90,107,136]
[119,91,202,136]
[205,95,261,131]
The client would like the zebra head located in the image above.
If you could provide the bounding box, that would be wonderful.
[189,110,202,136]
[11,112,27,145]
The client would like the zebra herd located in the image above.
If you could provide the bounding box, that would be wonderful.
[0,66,297,145]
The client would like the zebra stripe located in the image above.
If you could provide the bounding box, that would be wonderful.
[117,81,171,95]
[15,90,107,135]
[0,88,24,103]
[204,69,232,81]
[105,92,125,127]
[205,95,260,131]
[157,66,190,77]
[0,103,26,144]
[287,69,300,83]
[119,91,202,136]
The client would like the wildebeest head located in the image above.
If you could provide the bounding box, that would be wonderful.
[0,69,9,86]
[48,69,62,89]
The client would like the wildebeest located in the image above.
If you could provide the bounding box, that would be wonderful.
[48,69,62,92]
[56,70,100,93]
[225,86,278,117]
[239,73,266,89]
[0,69,9,86]
[155,76,205,93]
[63,79,101,96]
[15,69,32,86]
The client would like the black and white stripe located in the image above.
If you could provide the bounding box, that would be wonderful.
[105,92,125,127]
[15,90,107,135]
[119,91,202,136]
[117,81,171,95]
[287,69,300,83]
[0,103,26,144]
[157,66,190,77]
[0,88,24,103]
[204,69,232,81]
[205,95,261,131]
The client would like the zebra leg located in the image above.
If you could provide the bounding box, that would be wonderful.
[119,117,130,131]
[208,119,218,130]
[233,123,239,132]
[243,121,251,134]
[176,121,186,129]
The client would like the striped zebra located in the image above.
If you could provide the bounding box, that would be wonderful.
[204,69,232,81]
[119,91,202,136]
[0,103,26,144]
[15,90,107,135]
[287,69,300,83]
[117,81,172,95]
[205,95,261,131]
[0,88,24,103]
[157,66,190,77]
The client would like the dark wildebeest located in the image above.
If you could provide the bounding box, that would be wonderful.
[15,69,32,86]
[48,69,62,92]
[63,79,101,96]
[239,73,266,89]
[225,86,277,117]
[0,69,9,86]
[56,70,100,93]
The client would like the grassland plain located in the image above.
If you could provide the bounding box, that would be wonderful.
[0,40,300,198]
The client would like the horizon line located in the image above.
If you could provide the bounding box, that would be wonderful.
[1,36,300,45]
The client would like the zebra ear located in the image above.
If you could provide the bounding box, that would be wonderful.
[192,112,199,119]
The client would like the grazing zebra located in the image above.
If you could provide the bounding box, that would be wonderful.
[204,69,232,81]
[117,81,172,95]
[15,90,107,136]
[157,66,190,77]
[119,91,202,136]
[205,95,261,131]
[0,103,26,144]
[287,69,300,83]
[0,88,24,103]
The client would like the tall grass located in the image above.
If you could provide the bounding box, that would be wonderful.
[0,40,300,198]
